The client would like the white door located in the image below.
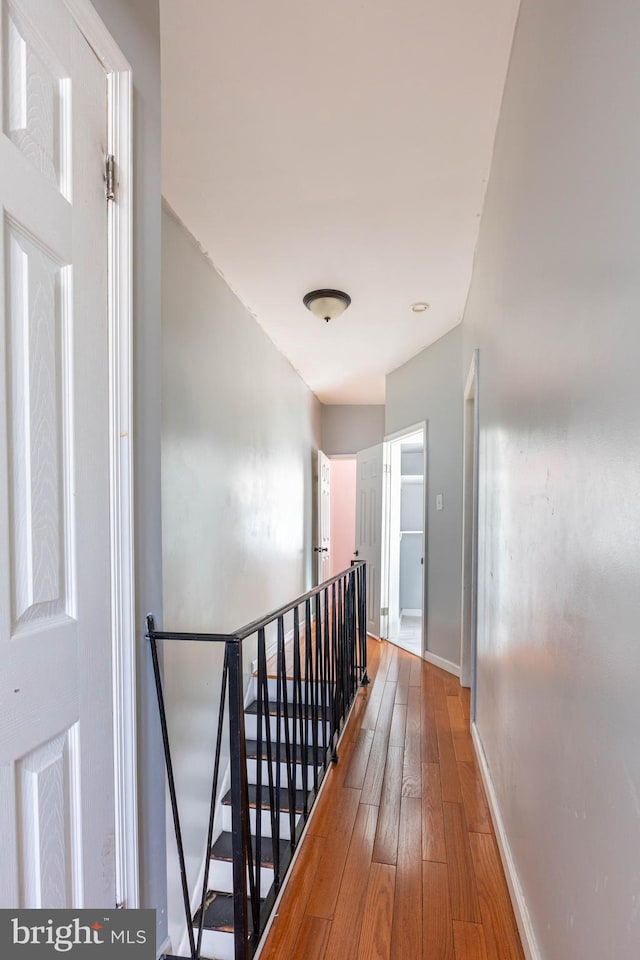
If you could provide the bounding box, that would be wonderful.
[315,449,331,584]
[355,444,384,638]
[0,0,115,908]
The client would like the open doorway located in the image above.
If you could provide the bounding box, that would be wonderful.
[329,458,357,577]
[384,425,426,656]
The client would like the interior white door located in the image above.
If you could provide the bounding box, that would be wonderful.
[315,449,331,584]
[355,443,384,638]
[0,0,115,908]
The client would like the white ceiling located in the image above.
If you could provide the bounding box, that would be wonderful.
[160,0,519,404]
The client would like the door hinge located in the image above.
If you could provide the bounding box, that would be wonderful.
[381,606,389,616]
[105,154,116,202]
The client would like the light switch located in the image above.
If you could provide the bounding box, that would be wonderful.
[436,493,443,511]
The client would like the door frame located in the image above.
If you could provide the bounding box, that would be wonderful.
[64,0,137,909]
[382,421,427,655]
[460,351,479,717]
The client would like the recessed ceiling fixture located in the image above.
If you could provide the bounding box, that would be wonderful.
[411,302,430,313]
[303,289,351,323]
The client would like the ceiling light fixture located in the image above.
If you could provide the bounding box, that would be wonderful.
[411,302,430,313]
[303,289,351,323]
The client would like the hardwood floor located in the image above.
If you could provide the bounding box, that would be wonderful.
[259,639,525,960]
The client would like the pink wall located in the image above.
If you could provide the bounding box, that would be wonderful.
[329,458,357,577]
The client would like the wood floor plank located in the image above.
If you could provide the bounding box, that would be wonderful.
[453,921,489,960]
[421,762,446,863]
[447,695,474,762]
[433,676,462,803]
[443,672,460,696]
[308,784,361,839]
[344,728,375,790]
[361,681,385,730]
[361,724,391,805]
[458,762,492,834]
[409,656,422,687]
[292,915,331,960]
[402,685,422,798]
[377,681,399,736]
[395,657,411,705]
[443,802,481,923]
[306,788,362,918]
[386,646,400,682]
[460,687,471,722]
[469,833,525,960]
[259,834,325,960]
[422,860,455,960]
[324,803,378,960]
[389,796,422,960]
[357,863,396,960]
[372,744,404,865]
[389,702,407,748]
[421,668,439,763]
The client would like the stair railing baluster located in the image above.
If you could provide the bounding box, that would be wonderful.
[331,581,339,758]
[254,628,266,933]
[292,606,302,841]
[310,594,318,792]
[323,586,331,762]
[195,646,229,960]
[147,616,197,960]
[277,614,295,876]
[227,638,250,960]
[303,601,313,816]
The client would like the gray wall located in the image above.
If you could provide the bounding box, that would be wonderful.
[386,326,463,667]
[89,0,166,947]
[462,1,640,958]
[161,206,321,949]
[321,404,385,455]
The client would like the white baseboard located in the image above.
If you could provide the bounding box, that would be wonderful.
[156,935,171,959]
[422,650,460,677]
[471,723,541,960]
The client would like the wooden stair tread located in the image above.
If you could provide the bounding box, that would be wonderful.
[211,831,291,868]
[245,739,325,764]
[245,698,331,720]
[221,784,307,814]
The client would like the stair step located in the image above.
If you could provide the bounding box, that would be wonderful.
[194,891,264,960]
[244,698,331,742]
[222,784,307,814]
[194,893,232,934]
[220,794,301,841]
[211,831,290,870]
[245,698,331,720]
[245,739,325,765]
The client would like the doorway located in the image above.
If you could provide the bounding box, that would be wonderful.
[384,425,426,657]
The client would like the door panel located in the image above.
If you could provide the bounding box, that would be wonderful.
[356,444,383,637]
[0,0,114,908]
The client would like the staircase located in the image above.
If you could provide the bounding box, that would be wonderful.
[193,675,331,960]
[148,561,367,960]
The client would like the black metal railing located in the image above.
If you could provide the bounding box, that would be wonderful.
[147,562,367,960]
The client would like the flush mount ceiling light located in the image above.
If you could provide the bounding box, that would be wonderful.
[411,302,430,313]
[303,289,351,323]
